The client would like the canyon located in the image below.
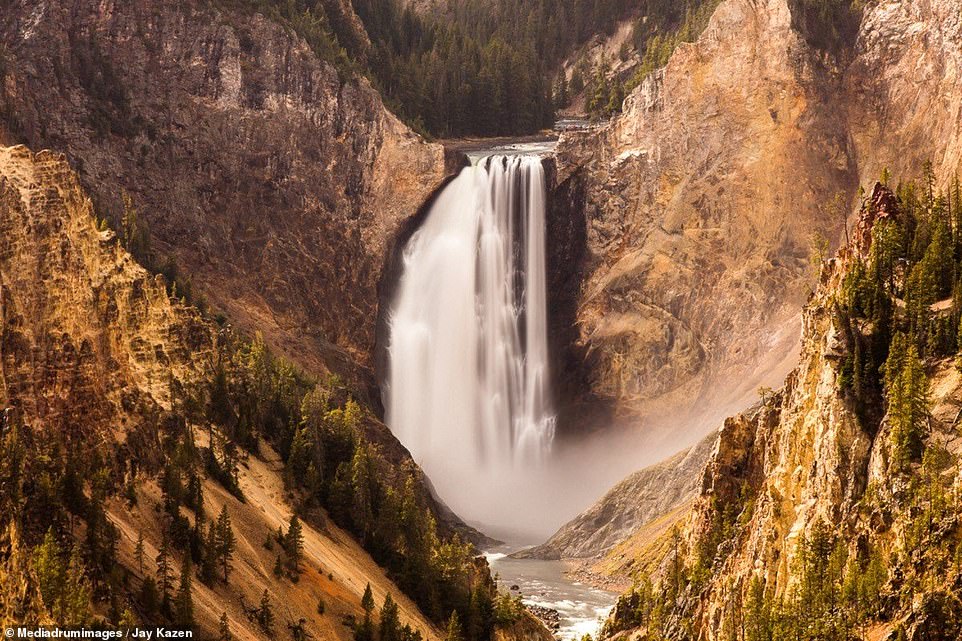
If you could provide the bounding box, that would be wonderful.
[4,0,962,639]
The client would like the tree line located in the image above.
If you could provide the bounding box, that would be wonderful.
[223,0,645,136]
[203,332,515,639]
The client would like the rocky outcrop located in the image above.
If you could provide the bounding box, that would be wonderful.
[678,186,926,639]
[0,144,212,433]
[599,183,962,640]
[493,610,557,641]
[518,432,715,563]
[0,0,453,399]
[550,0,962,439]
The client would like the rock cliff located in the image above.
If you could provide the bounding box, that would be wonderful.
[550,0,962,443]
[0,0,453,397]
[518,433,714,564]
[600,182,962,640]
[0,144,212,432]
[689,185,962,640]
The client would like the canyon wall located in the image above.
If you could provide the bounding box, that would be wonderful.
[677,183,962,640]
[0,144,447,641]
[0,0,454,397]
[551,0,962,442]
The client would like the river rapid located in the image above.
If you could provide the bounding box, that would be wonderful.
[485,547,616,641]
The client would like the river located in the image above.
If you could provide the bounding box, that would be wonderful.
[485,548,616,641]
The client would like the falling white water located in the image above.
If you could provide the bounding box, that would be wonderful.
[385,155,555,526]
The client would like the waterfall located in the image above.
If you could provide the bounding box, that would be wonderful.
[385,154,555,524]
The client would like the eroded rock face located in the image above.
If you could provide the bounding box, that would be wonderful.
[651,185,962,640]
[493,611,557,641]
[518,432,715,563]
[550,0,962,438]
[847,0,962,187]
[0,144,212,433]
[0,0,452,394]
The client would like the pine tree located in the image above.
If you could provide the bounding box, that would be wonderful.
[745,577,772,641]
[553,71,569,109]
[605,80,625,115]
[216,505,236,582]
[886,332,929,465]
[445,611,463,641]
[33,529,65,618]
[134,530,145,576]
[156,536,173,610]
[201,524,218,584]
[186,470,204,517]
[361,583,375,613]
[257,589,274,634]
[139,577,160,619]
[218,612,232,641]
[329,462,354,524]
[62,546,91,625]
[379,593,401,641]
[350,445,376,541]
[119,606,139,628]
[175,556,194,627]
[285,515,304,572]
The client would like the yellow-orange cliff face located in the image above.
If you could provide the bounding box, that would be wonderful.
[549,0,962,445]
[0,145,212,433]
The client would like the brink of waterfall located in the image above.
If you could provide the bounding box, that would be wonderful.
[385,154,555,530]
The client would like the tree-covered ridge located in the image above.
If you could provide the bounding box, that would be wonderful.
[600,170,962,641]
[0,325,513,637]
[220,0,732,135]
[206,332,512,639]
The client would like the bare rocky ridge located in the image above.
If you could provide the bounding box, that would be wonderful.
[517,433,715,564]
[847,0,962,189]
[0,0,454,398]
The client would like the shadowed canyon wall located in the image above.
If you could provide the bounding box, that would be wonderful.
[0,0,457,400]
